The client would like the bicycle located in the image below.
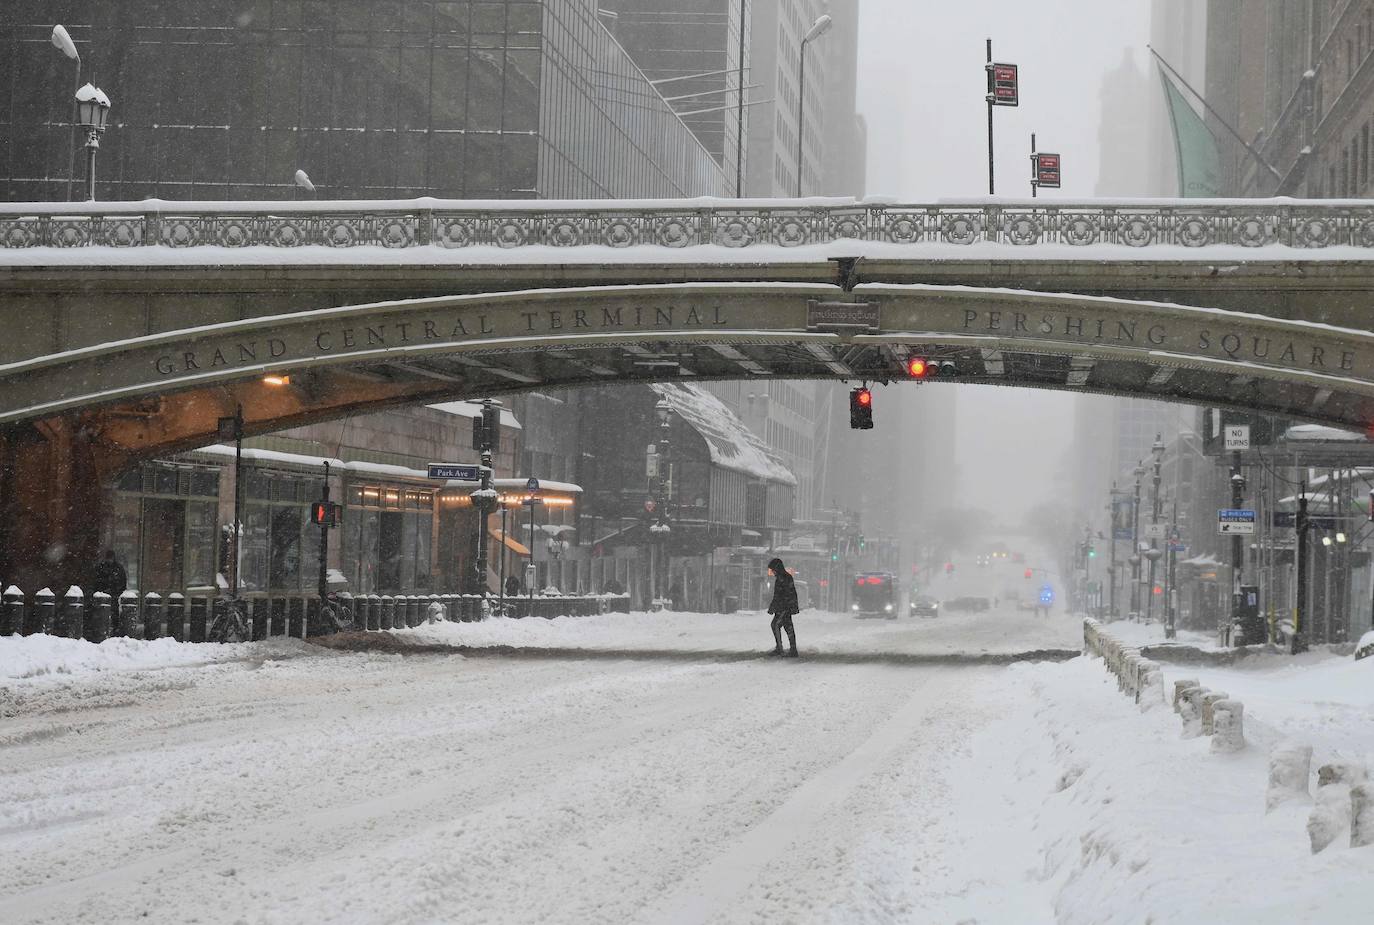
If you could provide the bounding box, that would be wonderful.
[208,598,251,644]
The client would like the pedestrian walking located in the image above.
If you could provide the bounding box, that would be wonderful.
[766,557,799,657]
[92,549,128,599]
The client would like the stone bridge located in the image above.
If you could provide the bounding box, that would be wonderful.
[3,196,1374,586]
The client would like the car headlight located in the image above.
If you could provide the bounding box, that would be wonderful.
[884,604,893,611]
[851,603,859,611]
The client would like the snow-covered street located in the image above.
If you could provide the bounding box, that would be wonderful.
[3,608,1373,924]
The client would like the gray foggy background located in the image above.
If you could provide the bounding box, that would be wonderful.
[855,0,1153,519]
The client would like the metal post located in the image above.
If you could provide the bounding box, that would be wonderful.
[735,0,747,197]
[67,55,82,202]
[985,39,995,194]
[498,504,508,613]
[1109,485,1118,620]
[231,405,244,600]
[1148,449,1162,624]
[1030,132,1038,198]
[796,36,808,197]
[1130,466,1143,619]
[1165,498,1179,639]
[84,129,99,201]
[317,460,330,600]
[1294,486,1309,653]
[470,400,498,597]
[527,498,537,604]
[1230,449,1247,642]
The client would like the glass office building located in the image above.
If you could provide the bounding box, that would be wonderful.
[1,0,728,201]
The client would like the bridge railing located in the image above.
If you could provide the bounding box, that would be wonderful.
[0,585,632,643]
[2,199,1373,252]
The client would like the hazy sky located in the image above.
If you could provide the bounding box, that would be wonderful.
[854,0,1153,518]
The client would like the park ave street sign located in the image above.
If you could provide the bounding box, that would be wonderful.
[429,464,480,481]
[1218,509,1256,535]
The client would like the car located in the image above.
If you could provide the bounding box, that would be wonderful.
[910,596,939,617]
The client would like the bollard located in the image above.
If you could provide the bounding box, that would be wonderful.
[144,592,164,639]
[118,590,141,638]
[3,585,25,635]
[89,591,112,642]
[1210,700,1245,753]
[270,598,286,637]
[1138,666,1166,712]
[380,595,395,631]
[288,598,305,637]
[366,594,381,631]
[1308,761,1364,853]
[409,595,423,627]
[427,596,443,624]
[1266,743,1313,812]
[1200,691,1230,736]
[337,592,356,630]
[60,586,85,639]
[443,594,458,621]
[305,598,323,637]
[33,587,55,635]
[1173,679,1199,713]
[251,598,268,640]
[188,597,208,643]
[1350,782,1374,848]
[166,592,186,641]
[1179,686,1206,739]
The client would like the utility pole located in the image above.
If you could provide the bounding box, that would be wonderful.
[1164,497,1179,639]
[1146,437,1164,625]
[1030,133,1038,198]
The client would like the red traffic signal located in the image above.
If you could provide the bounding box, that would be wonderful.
[849,387,874,429]
[1024,568,1033,579]
[906,357,929,378]
[310,500,340,527]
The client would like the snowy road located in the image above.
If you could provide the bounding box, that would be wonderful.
[6,606,1372,923]
[2,607,1074,924]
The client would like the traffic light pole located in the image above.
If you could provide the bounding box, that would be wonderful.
[1293,487,1310,653]
[1230,450,1248,643]
[317,461,330,600]
[231,405,244,600]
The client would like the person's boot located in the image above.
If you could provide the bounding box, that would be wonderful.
[786,646,799,657]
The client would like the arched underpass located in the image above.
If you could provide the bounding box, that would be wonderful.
[2,279,1373,591]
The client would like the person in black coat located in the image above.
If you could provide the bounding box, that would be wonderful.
[766,557,799,657]
[92,549,128,599]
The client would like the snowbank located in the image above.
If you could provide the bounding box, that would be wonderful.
[0,632,310,681]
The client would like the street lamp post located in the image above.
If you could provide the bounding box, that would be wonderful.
[468,399,501,597]
[51,25,81,202]
[795,14,833,198]
[1129,462,1145,620]
[1164,497,1180,639]
[74,83,111,201]
[1108,484,1119,621]
[1146,435,1165,625]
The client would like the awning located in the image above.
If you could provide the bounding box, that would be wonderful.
[488,523,530,556]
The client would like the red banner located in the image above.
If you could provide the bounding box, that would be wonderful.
[989,63,1018,106]
[1034,152,1061,187]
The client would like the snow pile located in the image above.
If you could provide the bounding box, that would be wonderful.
[0,632,309,681]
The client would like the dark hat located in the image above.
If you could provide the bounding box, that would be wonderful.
[767,557,785,572]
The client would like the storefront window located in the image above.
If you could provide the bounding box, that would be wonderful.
[346,484,435,593]
[108,463,220,593]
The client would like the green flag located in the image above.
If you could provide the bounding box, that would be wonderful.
[1159,69,1223,197]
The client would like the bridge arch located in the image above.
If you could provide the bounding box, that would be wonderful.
[3,280,1372,592]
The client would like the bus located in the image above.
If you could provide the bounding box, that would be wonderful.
[851,572,899,619]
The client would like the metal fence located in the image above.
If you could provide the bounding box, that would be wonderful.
[3,200,1374,251]
[0,586,632,643]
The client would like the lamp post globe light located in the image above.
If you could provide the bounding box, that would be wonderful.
[795,14,833,198]
[75,82,111,201]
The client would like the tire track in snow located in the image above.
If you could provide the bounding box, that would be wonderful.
[641,674,942,925]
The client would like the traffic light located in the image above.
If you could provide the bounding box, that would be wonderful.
[906,357,961,378]
[1087,545,1096,559]
[858,534,866,550]
[849,387,874,429]
[310,500,340,527]
[1024,568,1033,579]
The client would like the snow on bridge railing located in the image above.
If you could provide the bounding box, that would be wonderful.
[0,585,631,644]
[3,197,1374,252]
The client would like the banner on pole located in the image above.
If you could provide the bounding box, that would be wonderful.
[1111,494,1135,540]
[988,63,1019,106]
[1159,69,1223,197]
[1033,152,1061,187]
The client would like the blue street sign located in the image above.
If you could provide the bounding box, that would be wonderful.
[1218,509,1256,535]
[526,477,540,492]
[428,464,479,481]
